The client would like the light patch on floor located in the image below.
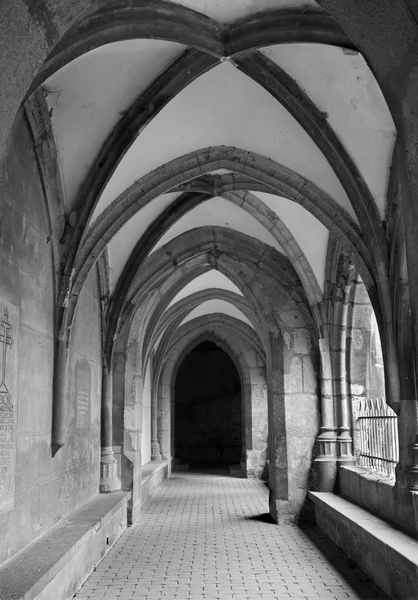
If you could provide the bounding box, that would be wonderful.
[73,473,389,599]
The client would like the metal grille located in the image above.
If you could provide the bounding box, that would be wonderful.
[357,397,399,477]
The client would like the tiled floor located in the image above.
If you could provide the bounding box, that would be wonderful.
[73,471,389,599]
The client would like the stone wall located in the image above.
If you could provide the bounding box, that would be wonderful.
[245,361,268,479]
[268,327,320,524]
[0,112,102,565]
[339,465,418,536]
[284,329,320,512]
[141,363,151,465]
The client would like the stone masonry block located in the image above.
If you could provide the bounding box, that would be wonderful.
[293,328,311,354]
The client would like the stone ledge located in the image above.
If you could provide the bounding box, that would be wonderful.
[140,460,168,508]
[338,465,418,535]
[341,464,396,486]
[0,492,129,600]
[309,491,418,599]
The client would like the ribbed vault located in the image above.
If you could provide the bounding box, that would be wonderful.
[5,0,416,524]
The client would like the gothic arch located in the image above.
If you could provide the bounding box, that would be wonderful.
[157,316,268,478]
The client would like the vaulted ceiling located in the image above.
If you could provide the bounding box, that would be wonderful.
[32,0,396,368]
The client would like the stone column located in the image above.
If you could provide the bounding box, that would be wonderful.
[151,393,162,461]
[410,436,418,491]
[124,361,142,524]
[392,117,418,491]
[100,360,120,492]
[157,363,173,471]
[246,367,268,479]
[52,336,67,455]
[267,336,290,523]
[150,356,162,461]
[313,334,338,491]
[337,280,355,464]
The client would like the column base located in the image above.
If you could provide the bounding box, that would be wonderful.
[151,441,162,461]
[100,447,121,493]
[337,455,356,466]
[337,433,355,466]
[337,428,354,456]
[313,428,338,491]
[408,466,418,491]
[246,449,268,479]
[269,497,315,525]
[313,456,338,492]
[409,438,418,491]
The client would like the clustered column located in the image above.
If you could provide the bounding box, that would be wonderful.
[99,360,120,492]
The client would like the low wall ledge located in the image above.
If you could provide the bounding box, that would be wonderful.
[0,491,129,600]
[340,464,396,488]
[141,460,168,486]
[309,491,418,599]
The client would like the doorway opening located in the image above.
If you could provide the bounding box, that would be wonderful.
[174,340,242,475]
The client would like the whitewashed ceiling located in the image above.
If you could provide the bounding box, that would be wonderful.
[169,271,244,308]
[180,300,253,328]
[161,0,318,23]
[40,0,396,362]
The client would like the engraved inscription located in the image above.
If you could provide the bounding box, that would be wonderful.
[0,303,18,514]
[76,359,91,429]
[0,308,13,395]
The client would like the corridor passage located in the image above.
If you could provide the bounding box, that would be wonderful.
[73,473,388,600]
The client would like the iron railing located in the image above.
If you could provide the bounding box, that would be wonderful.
[357,397,399,477]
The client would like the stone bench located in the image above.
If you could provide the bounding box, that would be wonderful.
[0,492,129,600]
[140,460,168,507]
[309,491,418,599]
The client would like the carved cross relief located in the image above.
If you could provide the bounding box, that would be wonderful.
[0,307,13,396]
[0,302,17,514]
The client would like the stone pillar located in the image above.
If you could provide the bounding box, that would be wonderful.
[241,376,248,471]
[150,356,162,461]
[100,361,120,492]
[393,82,418,491]
[124,356,142,524]
[151,393,162,461]
[267,336,289,523]
[337,280,355,464]
[246,367,268,479]
[112,335,143,523]
[313,335,338,491]
[158,383,171,461]
[52,336,67,455]
[410,436,418,491]
[268,329,320,522]
[0,301,19,514]
[157,358,174,471]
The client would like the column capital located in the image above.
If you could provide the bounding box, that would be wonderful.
[100,447,121,493]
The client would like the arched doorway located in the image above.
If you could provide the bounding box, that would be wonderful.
[174,340,242,472]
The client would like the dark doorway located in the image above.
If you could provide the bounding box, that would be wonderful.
[174,340,242,472]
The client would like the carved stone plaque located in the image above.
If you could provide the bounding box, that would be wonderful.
[75,359,91,429]
[0,300,18,515]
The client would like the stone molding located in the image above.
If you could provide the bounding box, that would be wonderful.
[99,447,121,493]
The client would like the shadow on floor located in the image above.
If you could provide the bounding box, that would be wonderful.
[238,515,389,598]
[174,461,246,477]
[245,512,276,524]
[298,524,390,598]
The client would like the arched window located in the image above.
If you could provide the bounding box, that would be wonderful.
[348,278,399,478]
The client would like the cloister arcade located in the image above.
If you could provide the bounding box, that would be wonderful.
[0,1,418,598]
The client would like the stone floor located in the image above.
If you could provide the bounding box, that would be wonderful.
[73,470,389,600]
